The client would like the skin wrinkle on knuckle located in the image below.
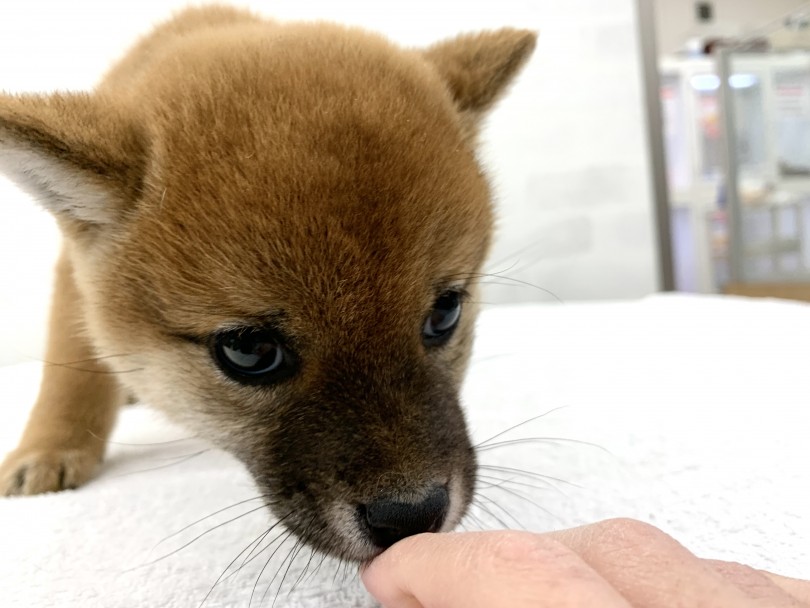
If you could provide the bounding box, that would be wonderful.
[480,532,638,608]
[761,572,810,605]
[554,521,705,606]
[595,518,674,546]
[581,518,685,564]
[490,531,560,565]
[709,561,804,605]
[572,522,769,608]
[487,531,592,584]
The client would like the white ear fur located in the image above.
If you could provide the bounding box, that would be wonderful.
[0,142,122,225]
[0,93,145,227]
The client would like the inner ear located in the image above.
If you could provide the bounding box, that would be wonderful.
[422,28,536,135]
[0,92,146,227]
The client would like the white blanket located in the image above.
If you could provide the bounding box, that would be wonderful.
[1,294,808,607]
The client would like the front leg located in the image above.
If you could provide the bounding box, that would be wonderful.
[0,248,124,495]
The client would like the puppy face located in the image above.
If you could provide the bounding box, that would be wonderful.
[0,10,535,561]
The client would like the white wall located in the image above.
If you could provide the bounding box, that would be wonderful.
[0,0,660,364]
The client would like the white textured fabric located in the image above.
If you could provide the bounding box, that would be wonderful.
[1,294,808,607]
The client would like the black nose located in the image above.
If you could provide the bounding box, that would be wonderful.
[360,484,449,549]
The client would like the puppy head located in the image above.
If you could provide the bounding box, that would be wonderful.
[0,21,535,560]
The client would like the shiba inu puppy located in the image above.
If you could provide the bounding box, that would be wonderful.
[0,6,534,561]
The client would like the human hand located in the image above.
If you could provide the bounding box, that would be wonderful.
[361,518,810,607]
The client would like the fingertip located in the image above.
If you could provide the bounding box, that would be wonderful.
[360,535,438,606]
[361,555,419,608]
[360,550,396,604]
[359,558,376,590]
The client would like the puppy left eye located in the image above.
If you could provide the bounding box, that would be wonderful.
[422,291,462,346]
[211,328,295,385]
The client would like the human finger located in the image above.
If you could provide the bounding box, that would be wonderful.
[361,530,632,608]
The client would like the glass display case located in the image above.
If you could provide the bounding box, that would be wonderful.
[660,51,810,292]
[721,50,810,286]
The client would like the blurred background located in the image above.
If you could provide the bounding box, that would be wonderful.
[0,0,808,364]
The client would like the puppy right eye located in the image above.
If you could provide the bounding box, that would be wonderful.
[422,290,463,346]
[211,328,296,385]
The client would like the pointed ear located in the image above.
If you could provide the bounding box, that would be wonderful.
[0,93,145,227]
[423,28,536,136]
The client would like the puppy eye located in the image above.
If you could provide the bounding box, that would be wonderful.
[422,291,462,346]
[211,328,295,384]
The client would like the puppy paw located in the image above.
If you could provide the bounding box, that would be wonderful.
[0,447,100,496]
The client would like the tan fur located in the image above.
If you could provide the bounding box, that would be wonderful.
[0,5,534,560]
